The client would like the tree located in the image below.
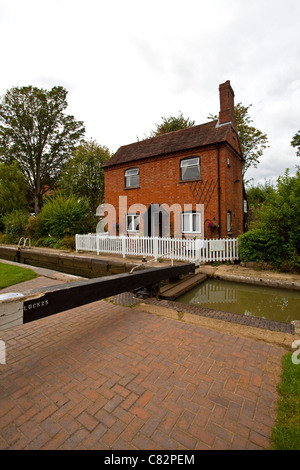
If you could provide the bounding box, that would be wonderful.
[57,139,111,213]
[239,169,300,272]
[0,85,85,214]
[0,162,30,220]
[246,179,275,209]
[144,111,195,138]
[208,103,269,179]
[38,193,90,238]
[291,130,300,157]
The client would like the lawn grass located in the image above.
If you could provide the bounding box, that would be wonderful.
[0,262,37,289]
[271,352,300,450]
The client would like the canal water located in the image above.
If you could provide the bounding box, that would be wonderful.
[177,278,300,323]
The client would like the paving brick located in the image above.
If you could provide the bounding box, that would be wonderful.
[101,420,127,447]
[1,423,20,446]
[177,410,196,431]
[206,422,234,444]
[39,417,62,438]
[132,432,160,450]
[119,416,144,442]
[34,404,58,423]
[187,424,216,448]
[151,429,179,450]
[158,412,178,434]
[77,411,99,431]
[249,430,272,449]
[15,405,40,426]
[103,394,124,413]
[95,408,117,428]
[171,428,198,449]
[213,437,231,450]
[0,299,286,450]
[59,428,89,450]
[81,422,109,449]
[140,415,161,438]
[24,432,50,450]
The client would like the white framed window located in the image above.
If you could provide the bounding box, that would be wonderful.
[125,168,139,188]
[180,157,200,181]
[182,212,201,233]
[126,214,140,232]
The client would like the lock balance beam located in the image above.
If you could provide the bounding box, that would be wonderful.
[21,263,195,324]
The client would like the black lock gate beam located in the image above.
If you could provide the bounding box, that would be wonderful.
[23,263,195,324]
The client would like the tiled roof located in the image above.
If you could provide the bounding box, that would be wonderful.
[104,120,232,168]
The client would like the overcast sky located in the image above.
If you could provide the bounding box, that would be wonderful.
[0,0,299,186]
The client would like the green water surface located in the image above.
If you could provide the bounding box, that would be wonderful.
[177,279,300,323]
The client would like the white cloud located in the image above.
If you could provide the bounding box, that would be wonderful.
[0,0,299,181]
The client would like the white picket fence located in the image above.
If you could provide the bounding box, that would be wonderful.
[75,234,239,264]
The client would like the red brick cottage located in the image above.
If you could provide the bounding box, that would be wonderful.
[103,81,246,239]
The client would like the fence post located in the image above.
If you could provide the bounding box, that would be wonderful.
[121,236,126,258]
[96,235,100,255]
[195,239,201,263]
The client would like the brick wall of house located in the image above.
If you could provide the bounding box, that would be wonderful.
[104,138,244,239]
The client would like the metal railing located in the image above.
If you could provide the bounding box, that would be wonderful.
[18,237,31,249]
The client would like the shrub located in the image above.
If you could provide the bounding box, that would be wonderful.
[238,229,265,262]
[238,228,286,268]
[0,233,7,244]
[38,193,90,238]
[240,170,300,272]
[2,210,28,243]
[61,235,76,250]
[26,215,44,239]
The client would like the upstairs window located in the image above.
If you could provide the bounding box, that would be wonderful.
[182,212,201,233]
[125,168,139,188]
[180,157,200,181]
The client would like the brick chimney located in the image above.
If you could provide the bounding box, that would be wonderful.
[218,80,237,130]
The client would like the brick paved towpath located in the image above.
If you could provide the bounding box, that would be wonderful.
[0,296,286,450]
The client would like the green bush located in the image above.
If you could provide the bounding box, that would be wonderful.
[2,210,29,243]
[0,233,7,244]
[238,229,267,263]
[240,170,300,272]
[38,193,90,238]
[26,215,44,240]
[39,237,58,248]
[61,235,76,250]
[238,228,287,269]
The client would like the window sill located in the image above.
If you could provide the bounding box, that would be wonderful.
[182,232,202,235]
[124,186,140,190]
[179,179,202,184]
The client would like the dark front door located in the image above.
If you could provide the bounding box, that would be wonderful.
[144,204,169,237]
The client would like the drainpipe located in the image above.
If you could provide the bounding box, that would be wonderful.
[217,144,221,239]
